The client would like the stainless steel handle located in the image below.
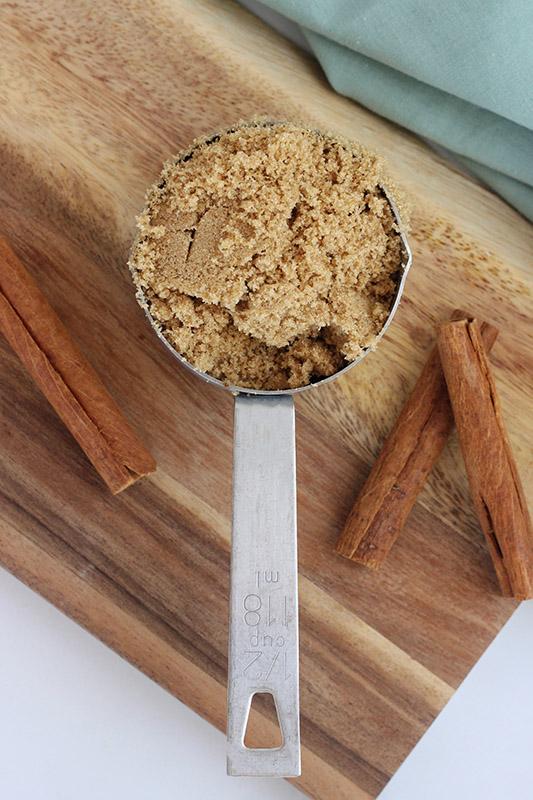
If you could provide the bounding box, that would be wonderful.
[227,395,300,777]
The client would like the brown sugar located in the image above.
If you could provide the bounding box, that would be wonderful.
[129,121,405,390]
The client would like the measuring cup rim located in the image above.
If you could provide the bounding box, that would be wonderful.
[131,126,412,395]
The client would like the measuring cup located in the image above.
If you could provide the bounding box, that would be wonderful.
[132,136,411,777]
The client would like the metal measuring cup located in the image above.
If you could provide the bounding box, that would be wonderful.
[131,130,411,778]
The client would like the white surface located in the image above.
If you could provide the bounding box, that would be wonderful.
[1,565,533,799]
[2,3,533,799]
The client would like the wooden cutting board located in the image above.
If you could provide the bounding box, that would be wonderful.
[1,1,532,797]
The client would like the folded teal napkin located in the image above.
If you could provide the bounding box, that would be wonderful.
[260,0,533,222]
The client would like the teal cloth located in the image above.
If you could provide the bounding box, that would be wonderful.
[259,0,533,222]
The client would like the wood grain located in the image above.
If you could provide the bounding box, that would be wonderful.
[0,1,532,797]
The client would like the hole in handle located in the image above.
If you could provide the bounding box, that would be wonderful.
[243,692,283,749]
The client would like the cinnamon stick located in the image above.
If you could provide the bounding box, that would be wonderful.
[335,311,498,568]
[436,318,533,600]
[0,237,156,493]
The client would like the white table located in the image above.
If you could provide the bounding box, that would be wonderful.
[2,4,533,798]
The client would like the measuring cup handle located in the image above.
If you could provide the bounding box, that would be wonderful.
[227,394,300,777]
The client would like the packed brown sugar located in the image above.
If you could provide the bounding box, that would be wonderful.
[129,122,404,390]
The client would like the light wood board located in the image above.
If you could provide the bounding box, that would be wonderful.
[1,1,532,797]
